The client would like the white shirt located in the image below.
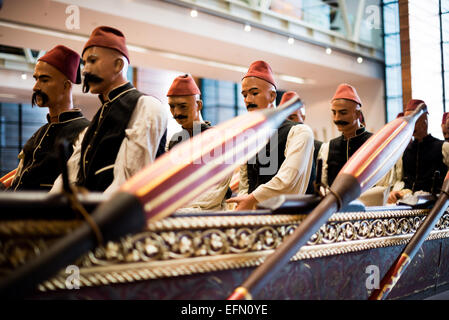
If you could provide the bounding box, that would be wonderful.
[238,124,314,203]
[50,95,168,194]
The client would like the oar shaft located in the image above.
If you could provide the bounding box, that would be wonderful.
[227,174,360,299]
[369,178,449,300]
[231,195,339,299]
[227,105,427,300]
[0,192,145,298]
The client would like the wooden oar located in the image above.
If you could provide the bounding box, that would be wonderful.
[227,103,427,300]
[0,96,303,298]
[369,170,449,300]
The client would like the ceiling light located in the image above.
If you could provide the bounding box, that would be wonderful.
[0,93,17,99]
[244,24,251,32]
[357,56,363,64]
[21,73,27,80]
[190,9,198,18]
[326,47,332,55]
[279,74,305,84]
[288,37,295,45]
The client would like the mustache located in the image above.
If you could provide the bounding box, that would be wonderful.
[82,73,104,93]
[334,120,350,126]
[31,90,49,107]
[174,115,188,120]
[247,104,258,110]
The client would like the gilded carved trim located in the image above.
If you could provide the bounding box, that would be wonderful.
[2,207,449,292]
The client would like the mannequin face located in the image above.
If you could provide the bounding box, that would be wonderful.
[331,99,361,136]
[82,46,124,96]
[241,77,276,112]
[32,61,68,108]
[168,95,202,130]
[287,107,305,123]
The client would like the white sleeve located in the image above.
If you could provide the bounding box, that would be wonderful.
[177,173,233,212]
[237,163,249,196]
[251,124,314,203]
[317,141,329,187]
[104,96,168,194]
[442,142,449,167]
[49,127,87,193]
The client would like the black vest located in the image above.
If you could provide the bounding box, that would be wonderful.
[11,109,89,191]
[77,82,166,191]
[247,119,298,193]
[402,134,447,193]
[327,128,372,187]
[168,122,211,150]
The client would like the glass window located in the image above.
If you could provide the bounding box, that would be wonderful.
[386,97,403,122]
[385,67,403,97]
[0,148,20,177]
[200,78,245,126]
[0,102,48,176]
[22,103,48,124]
[383,0,403,122]
[383,2,400,35]
[441,0,449,13]
[384,34,402,65]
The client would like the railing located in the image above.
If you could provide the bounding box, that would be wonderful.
[164,0,384,60]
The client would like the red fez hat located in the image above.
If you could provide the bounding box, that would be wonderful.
[38,45,81,84]
[82,26,129,63]
[332,83,362,106]
[443,112,449,125]
[280,91,300,106]
[405,99,427,112]
[167,74,201,96]
[242,60,276,88]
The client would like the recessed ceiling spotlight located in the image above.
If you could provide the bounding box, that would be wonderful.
[190,9,198,18]
[21,73,27,80]
[326,47,332,55]
[357,56,363,64]
[244,24,251,32]
[288,37,294,45]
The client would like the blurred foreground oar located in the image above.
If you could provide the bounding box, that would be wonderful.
[0,168,17,189]
[227,103,427,300]
[0,96,303,298]
[369,170,449,300]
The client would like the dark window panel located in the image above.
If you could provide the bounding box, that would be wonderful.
[21,103,48,124]
[0,147,20,174]
[1,123,20,148]
[0,103,19,122]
